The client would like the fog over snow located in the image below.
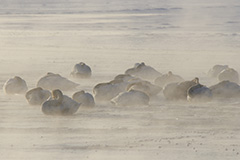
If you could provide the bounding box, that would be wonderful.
[0,0,240,160]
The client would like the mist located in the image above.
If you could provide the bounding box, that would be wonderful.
[1,0,240,159]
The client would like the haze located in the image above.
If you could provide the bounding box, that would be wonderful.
[0,0,240,159]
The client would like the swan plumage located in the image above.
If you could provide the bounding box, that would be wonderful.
[93,80,126,101]
[209,80,240,99]
[25,87,51,105]
[42,89,80,115]
[218,68,239,83]
[163,78,198,100]
[154,71,184,87]
[3,76,28,94]
[71,62,92,78]
[111,89,150,106]
[125,62,162,81]
[37,72,78,91]
[72,90,95,107]
[127,80,162,97]
[187,81,212,102]
[208,65,229,78]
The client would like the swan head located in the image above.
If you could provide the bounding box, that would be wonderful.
[192,77,199,84]
[136,62,145,70]
[14,76,22,82]
[52,89,63,102]
[79,62,85,66]
[168,71,173,75]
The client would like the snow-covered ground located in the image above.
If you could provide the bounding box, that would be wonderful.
[0,0,240,159]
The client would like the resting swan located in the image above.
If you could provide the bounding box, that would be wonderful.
[71,62,92,78]
[209,80,240,99]
[37,72,78,91]
[163,77,198,100]
[25,87,51,105]
[218,68,239,84]
[42,89,80,115]
[111,89,150,106]
[125,62,162,81]
[127,80,162,97]
[3,76,28,94]
[72,90,95,107]
[154,71,184,87]
[93,80,126,102]
[187,79,212,102]
[208,65,229,78]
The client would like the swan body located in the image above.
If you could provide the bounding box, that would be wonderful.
[154,71,184,87]
[208,65,229,78]
[187,84,212,102]
[25,87,51,105]
[93,80,126,101]
[111,90,150,106]
[218,68,239,83]
[42,89,80,115]
[127,80,162,96]
[163,78,198,100]
[209,80,240,99]
[114,74,136,82]
[72,90,95,107]
[125,62,162,81]
[3,76,28,94]
[37,73,78,91]
[71,62,92,78]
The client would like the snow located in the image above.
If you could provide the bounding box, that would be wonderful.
[0,0,240,159]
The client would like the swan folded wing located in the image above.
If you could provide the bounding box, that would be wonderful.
[61,96,80,114]
[42,100,65,115]
[37,74,78,91]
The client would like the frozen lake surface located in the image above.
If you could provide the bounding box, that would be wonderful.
[0,0,240,159]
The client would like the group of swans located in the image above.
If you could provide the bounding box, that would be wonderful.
[2,62,240,116]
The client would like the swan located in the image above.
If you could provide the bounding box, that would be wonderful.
[114,74,136,82]
[209,80,240,99]
[208,65,229,78]
[3,76,28,94]
[93,80,126,102]
[37,72,78,91]
[125,62,162,81]
[218,68,239,83]
[111,89,150,106]
[163,77,198,100]
[154,71,184,87]
[72,90,95,107]
[25,87,51,105]
[71,62,92,78]
[187,80,212,102]
[42,89,80,115]
[127,80,162,97]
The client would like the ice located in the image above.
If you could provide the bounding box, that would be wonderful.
[0,0,240,159]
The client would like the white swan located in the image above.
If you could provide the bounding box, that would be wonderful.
[154,71,184,87]
[3,76,28,94]
[37,72,78,91]
[71,62,92,78]
[72,90,95,107]
[209,80,240,99]
[25,87,51,105]
[208,65,229,78]
[114,74,136,82]
[93,80,126,102]
[187,80,212,102]
[111,89,150,106]
[163,78,198,100]
[127,80,162,97]
[42,89,80,115]
[218,68,239,83]
[125,62,162,81]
